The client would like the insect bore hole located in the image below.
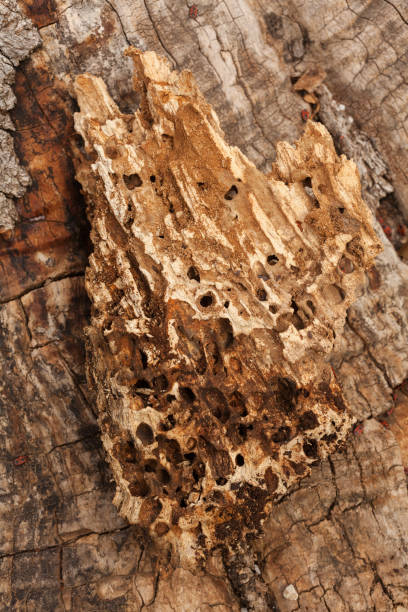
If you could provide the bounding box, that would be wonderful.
[224,185,238,200]
[200,294,213,307]
[257,288,267,301]
[187,266,200,282]
[267,254,279,266]
[123,173,142,189]
[216,477,227,486]
[136,422,154,446]
[140,350,148,369]
[179,386,196,403]
[235,453,245,466]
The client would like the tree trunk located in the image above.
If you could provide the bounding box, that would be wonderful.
[1,1,408,610]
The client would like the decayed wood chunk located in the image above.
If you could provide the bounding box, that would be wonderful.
[73,48,382,560]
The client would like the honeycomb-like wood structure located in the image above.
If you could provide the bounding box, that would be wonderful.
[73,49,382,560]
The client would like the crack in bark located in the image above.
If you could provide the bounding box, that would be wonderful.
[0,271,84,305]
[142,0,178,68]
[326,456,339,520]
[18,298,32,344]
[381,0,408,27]
[104,0,131,46]
[59,545,65,610]
[0,525,132,561]
[370,559,395,604]
[346,313,394,390]
[45,433,100,456]
[222,544,280,612]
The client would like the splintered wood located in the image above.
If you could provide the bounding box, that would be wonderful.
[73,49,382,560]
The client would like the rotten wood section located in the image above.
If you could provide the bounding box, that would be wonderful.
[73,48,381,561]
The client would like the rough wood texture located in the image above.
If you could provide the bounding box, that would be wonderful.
[73,49,381,561]
[0,0,407,609]
[0,0,40,231]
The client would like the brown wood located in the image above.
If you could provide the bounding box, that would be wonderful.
[0,0,407,609]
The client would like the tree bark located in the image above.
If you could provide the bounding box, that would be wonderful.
[1,1,407,610]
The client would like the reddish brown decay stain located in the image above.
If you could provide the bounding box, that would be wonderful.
[21,0,58,29]
[3,58,89,301]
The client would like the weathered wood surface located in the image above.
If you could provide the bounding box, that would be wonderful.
[0,0,407,609]
[73,48,382,560]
